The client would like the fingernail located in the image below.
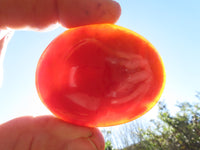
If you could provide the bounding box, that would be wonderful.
[66,138,97,150]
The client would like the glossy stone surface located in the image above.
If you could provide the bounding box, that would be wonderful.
[36,24,165,127]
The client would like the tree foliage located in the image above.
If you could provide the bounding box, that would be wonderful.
[132,100,200,150]
[102,96,200,150]
[101,129,114,150]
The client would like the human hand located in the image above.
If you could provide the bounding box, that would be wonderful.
[0,0,121,149]
[0,0,121,84]
[0,116,104,150]
[0,0,121,29]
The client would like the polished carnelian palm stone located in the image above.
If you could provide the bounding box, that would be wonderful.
[36,24,165,127]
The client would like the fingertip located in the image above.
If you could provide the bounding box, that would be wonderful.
[58,0,121,28]
[89,128,105,150]
[34,116,105,150]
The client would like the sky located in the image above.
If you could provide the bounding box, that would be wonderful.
[0,0,200,128]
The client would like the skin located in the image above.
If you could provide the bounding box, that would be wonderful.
[0,0,121,29]
[0,0,121,149]
[0,116,105,150]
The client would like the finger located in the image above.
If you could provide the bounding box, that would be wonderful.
[0,116,105,150]
[57,0,121,28]
[89,128,105,150]
[0,0,121,30]
[0,30,14,87]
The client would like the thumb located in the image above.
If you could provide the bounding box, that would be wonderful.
[0,116,105,150]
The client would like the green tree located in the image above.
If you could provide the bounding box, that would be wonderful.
[132,99,200,150]
[101,129,114,150]
[105,140,113,150]
[102,95,200,150]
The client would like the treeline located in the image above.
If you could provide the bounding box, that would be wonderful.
[103,96,200,150]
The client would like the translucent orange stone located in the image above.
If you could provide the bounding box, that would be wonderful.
[35,24,165,127]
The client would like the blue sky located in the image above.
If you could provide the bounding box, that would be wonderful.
[0,0,200,124]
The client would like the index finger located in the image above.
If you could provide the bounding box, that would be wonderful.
[0,0,121,30]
